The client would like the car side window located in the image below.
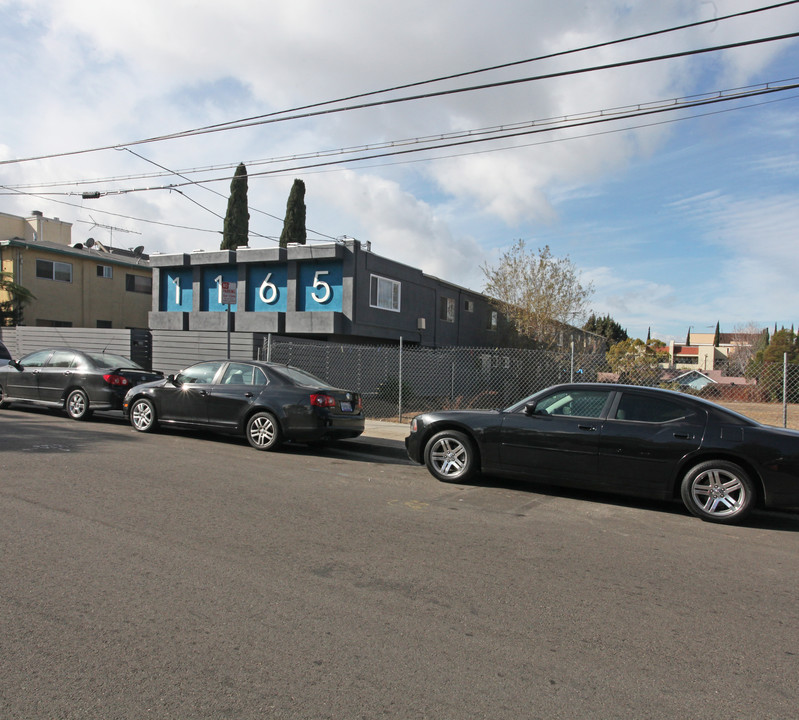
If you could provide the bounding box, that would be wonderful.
[47,351,77,368]
[176,362,223,384]
[534,390,610,418]
[220,363,267,386]
[19,350,52,368]
[615,394,687,423]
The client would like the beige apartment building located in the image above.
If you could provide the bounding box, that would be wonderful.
[667,331,764,372]
[0,210,152,328]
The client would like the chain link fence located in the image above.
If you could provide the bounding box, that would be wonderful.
[262,335,799,429]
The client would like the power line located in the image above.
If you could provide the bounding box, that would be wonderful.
[5,88,796,241]
[7,80,796,195]
[9,77,799,192]
[117,0,799,141]
[3,24,799,166]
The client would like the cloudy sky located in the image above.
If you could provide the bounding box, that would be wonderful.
[2,0,799,342]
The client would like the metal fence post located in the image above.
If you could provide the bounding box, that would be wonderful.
[784,352,788,428]
[398,336,403,422]
[570,340,575,383]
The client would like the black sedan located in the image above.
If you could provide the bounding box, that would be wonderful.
[123,359,364,451]
[405,383,799,524]
[0,347,162,420]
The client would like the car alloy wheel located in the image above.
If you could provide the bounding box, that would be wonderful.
[130,398,157,433]
[246,411,281,451]
[424,430,476,483]
[680,460,755,524]
[66,389,92,420]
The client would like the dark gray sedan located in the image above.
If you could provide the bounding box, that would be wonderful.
[0,347,162,420]
[406,383,799,524]
[123,359,364,451]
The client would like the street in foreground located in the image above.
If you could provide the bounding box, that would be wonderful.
[2,408,798,719]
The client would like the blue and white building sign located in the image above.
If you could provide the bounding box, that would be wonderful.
[297,260,342,312]
[246,264,288,312]
[162,268,193,312]
[202,266,238,311]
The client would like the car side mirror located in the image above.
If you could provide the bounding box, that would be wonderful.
[9,360,22,371]
[523,401,537,416]
[167,374,179,386]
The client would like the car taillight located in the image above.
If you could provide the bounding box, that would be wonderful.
[310,393,337,408]
[103,373,130,387]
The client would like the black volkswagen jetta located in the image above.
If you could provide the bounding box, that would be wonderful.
[405,382,799,524]
[123,359,364,451]
[0,347,162,420]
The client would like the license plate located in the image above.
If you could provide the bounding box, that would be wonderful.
[340,401,352,412]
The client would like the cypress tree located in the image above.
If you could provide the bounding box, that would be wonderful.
[279,179,307,247]
[221,163,249,250]
[713,321,720,347]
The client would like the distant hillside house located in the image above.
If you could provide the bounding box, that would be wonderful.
[666,331,763,372]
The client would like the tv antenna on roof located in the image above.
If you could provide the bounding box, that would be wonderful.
[76,215,141,247]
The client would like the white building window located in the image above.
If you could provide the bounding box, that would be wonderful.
[487,310,498,331]
[36,259,72,283]
[440,296,455,323]
[369,274,400,312]
[97,264,113,279]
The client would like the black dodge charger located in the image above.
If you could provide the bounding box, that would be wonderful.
[405,383,799,524]
[123,359,363,451]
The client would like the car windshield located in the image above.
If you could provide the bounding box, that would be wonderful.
[271,365,329,387]
[86,353,144,370]
[504,389,548,413]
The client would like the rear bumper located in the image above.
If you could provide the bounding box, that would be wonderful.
[286,411,365,441]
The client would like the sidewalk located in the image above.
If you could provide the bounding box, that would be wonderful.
[346,418,410,459]
[363,418,410,441]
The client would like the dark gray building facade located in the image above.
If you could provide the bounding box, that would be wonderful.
[148,239,502,347]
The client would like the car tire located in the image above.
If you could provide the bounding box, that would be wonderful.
[680,460,756,524]
[424,429,477,483]
[246,411,281,451]
[130,398,158,433]
[66,389,92,420]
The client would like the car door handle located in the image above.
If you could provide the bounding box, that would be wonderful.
[578,424,596,431]
[673,433,691,439]
[244,392,253,398]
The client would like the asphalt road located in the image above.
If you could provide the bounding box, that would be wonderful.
[2,408,798,719]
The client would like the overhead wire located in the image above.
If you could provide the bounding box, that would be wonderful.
[4,86,797,240]
[2,16,799,165]
[3,2,798,241]
[5,80,796,195]
[7,77,799,192]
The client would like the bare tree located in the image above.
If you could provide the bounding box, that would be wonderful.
[481,240,593,348]
[725,322,768,375]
